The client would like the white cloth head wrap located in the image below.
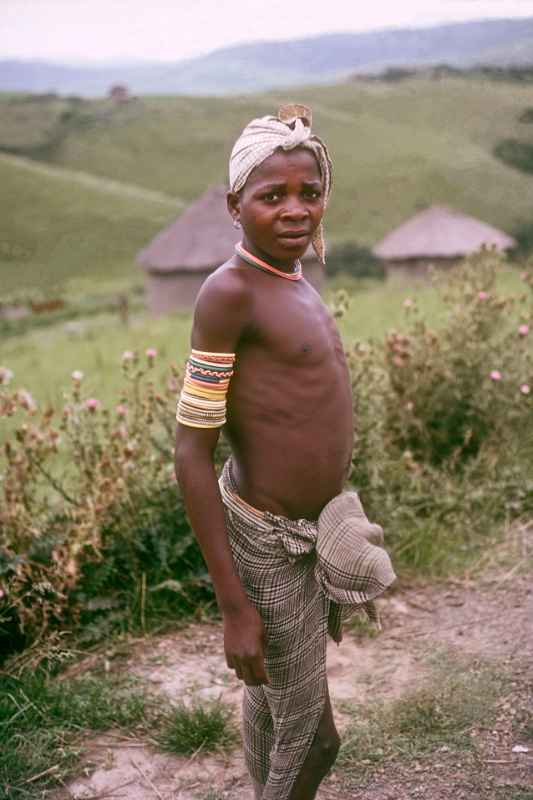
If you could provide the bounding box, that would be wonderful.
[229,104,332,263]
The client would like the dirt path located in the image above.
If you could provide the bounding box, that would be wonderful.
[58,536,533,800]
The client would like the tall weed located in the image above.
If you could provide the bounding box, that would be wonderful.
[0,351,213,657]
[1,253,532,654]
[348,254,533,571]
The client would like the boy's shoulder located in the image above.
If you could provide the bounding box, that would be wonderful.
[193,258,254,332]
[196,258,252,314]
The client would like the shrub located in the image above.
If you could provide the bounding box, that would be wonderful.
[348,253,533,570]
[382,252,533,465]
[1,252,532,655]
[494,139,533,174]
[519,107,533,124]
[326,241,385,281]
[511,221,533,260]
[0,350,214,658]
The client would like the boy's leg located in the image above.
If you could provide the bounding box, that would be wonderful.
[243,685,273,794]
[288,686,340,800]
[246,667,338,800]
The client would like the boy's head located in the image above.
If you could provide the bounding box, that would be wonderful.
[227,105,332,264]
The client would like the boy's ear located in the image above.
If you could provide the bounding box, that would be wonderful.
[227,191,241,224]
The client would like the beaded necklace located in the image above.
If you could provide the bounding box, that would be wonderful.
[235,242,302,281]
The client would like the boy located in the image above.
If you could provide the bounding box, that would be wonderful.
[175,105,395,800]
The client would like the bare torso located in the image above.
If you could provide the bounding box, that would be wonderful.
[176,142,354,703]
[220,260,354,520]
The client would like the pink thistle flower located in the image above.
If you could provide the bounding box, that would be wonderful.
[403,298,413,308]
[478,291,488,301]
[17,389,36,411]
[85,398,100,412]
[518,324,529,337]
[146,347,157,360]
[520,384,530,395]
[0,367,14,385]
[490,370,502,381]
[116,404,128,418]
[71,370,84,382]
[122,350,134,363]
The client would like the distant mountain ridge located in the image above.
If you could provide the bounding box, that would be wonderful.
[2,17,533,96]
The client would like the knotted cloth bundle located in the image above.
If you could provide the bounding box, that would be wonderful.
[229,104,332,263]
[219,460,396,635]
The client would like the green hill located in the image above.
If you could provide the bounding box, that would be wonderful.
[0,153,181,294]
[27,80,533,239]
[1,77,533,293]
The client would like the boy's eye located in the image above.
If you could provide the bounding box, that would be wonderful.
[304,189,321,200]
[263,192,281,202]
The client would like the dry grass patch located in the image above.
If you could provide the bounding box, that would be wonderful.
[337,651,505,780]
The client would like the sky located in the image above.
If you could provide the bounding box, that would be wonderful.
[3,0,533,63]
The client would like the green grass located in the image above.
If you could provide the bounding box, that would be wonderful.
[495,138,533,174]
[0,264,524,418]
[1,77,533,294]
[0,666,239,798]
[337,653,504,781]
[40,79,533,236]
[0,95,71,152]
[0,670,150,799]
[37,80,533,245]
[0,153,179,294]
[155,699,239,756]
[0,305,193,414]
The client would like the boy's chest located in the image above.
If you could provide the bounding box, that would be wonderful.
[249,282,343,365]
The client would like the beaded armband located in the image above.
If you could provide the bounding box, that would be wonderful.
[176,349,236,429]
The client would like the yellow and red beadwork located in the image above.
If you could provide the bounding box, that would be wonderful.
[176,349,236,429]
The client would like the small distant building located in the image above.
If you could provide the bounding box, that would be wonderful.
[373,205,516,279]
[137,185,325,315]
[108,84,130,103]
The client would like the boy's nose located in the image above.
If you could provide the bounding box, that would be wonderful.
[280,201,308,220]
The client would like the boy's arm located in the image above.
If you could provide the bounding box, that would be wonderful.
[175,272,268,687]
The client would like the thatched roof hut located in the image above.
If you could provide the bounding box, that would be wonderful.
[108,84,130,103]
[373,205,516,278]
[138,185,325,314]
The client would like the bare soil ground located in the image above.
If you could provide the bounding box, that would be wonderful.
[56,530,533,800]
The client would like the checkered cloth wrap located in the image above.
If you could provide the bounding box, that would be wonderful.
[219,460,395,799]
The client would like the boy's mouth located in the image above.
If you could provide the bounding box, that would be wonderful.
[276,230,311,244]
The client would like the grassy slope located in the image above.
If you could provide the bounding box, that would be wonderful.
[0,154,179,294]
[1,267,522,415]
[0,95,71,150]
[39,78,533,244]
[1,78,532,295]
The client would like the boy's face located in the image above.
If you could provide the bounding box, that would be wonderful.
[228,147,325,267]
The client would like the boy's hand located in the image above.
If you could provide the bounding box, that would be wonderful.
[223,602,269,686]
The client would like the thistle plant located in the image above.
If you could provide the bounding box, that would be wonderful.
[1,252,532,653]
[1,349,210,652]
